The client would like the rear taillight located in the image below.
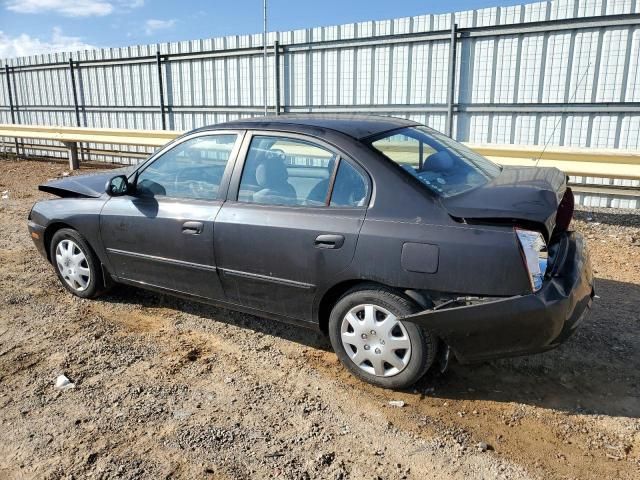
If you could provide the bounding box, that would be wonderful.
[515,228,548,292]
[555,187,574,233]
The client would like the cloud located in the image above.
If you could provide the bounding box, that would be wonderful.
[4,0,144,17]
[144,19,176,35]
[118,0,144,11]
[0,27,97,59]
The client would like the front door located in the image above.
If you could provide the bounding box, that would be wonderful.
[100,131,242,300]
[215,132,370,320]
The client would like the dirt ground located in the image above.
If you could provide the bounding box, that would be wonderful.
[0,157,638,480]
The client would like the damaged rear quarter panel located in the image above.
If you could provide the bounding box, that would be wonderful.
[352,217,531,297]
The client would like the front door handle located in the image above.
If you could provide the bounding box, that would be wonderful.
[314,234,345,249]
[182,221,203,235]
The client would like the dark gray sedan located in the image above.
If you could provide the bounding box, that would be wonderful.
[28,115,594,389]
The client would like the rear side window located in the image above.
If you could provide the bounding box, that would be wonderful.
[238,135,337,206]
[330,160,368,207]
[237,134,369,208]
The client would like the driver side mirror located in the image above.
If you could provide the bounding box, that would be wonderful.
[105,175,130,196]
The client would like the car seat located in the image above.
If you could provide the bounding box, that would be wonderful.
[306,158,336,205]
[252,156,298,205]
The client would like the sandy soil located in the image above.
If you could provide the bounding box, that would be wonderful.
[0,157,638,480]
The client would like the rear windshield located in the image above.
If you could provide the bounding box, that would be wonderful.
[369,126,501,197]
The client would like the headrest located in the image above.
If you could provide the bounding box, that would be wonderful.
[256,157,289,187]
[426,150,454,172]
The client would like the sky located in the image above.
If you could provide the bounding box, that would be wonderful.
[0,0,529,59]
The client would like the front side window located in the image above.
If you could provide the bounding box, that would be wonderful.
[136,134,237,200]
[238,135,338,206]
[370,126,501,197]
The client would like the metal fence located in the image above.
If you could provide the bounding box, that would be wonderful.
[1,0,639,164]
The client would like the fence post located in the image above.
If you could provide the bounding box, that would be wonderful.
[64,141,79,170]
[273,40,281,115]
[4,64,20,156]
[156,51,167,130]
[68,58,81,127]
[68,57,85,166]
[446,22,458,138]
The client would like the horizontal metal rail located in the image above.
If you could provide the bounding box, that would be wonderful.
[468,143,640,181]
[4,102,639,115]
[571,184,640,198]
[0,124,179,148]
[0,141,151,160]
[1,125,639,185]
[2,13,639,73]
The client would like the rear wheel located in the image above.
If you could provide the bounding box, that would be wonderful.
[50,228,104,299]
[328,284,437,389]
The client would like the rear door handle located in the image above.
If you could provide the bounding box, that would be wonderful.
[182,221,203,235]
[314,234,345,249]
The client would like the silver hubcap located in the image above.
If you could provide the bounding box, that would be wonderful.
[340,304,412,377]
[55,239,91,292]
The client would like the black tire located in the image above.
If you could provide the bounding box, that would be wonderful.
[328,284,437,389]
[49,228,104,299]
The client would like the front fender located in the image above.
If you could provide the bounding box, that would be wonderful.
[29,198,110,268]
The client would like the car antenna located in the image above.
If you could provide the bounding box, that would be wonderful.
[535,61,592,167]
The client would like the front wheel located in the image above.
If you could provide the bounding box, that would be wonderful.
[50,228,104,299]
[328,285,437,389]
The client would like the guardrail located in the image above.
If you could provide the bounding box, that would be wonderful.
[461,144,640,209]
[0,124,178,169]
[469,144,640,181]
[1,124,639,207]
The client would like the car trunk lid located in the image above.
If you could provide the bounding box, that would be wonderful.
[441,165,567,237]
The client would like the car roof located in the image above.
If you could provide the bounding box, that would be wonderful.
[197,114,419,140]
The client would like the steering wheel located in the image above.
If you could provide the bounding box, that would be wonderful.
[174,167,219,199]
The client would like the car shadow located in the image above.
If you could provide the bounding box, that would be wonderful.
[100,277,638,418]
[99,284,332,351]
[418,277,640,418]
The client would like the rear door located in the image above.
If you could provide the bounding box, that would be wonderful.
[100,131,243,300]
[214,131,370,321]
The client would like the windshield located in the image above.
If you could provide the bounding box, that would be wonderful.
[369,126,501,197]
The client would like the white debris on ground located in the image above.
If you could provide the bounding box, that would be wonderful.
[54,374,75,391]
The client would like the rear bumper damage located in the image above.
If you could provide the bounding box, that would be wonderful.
[403,231,594,364]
